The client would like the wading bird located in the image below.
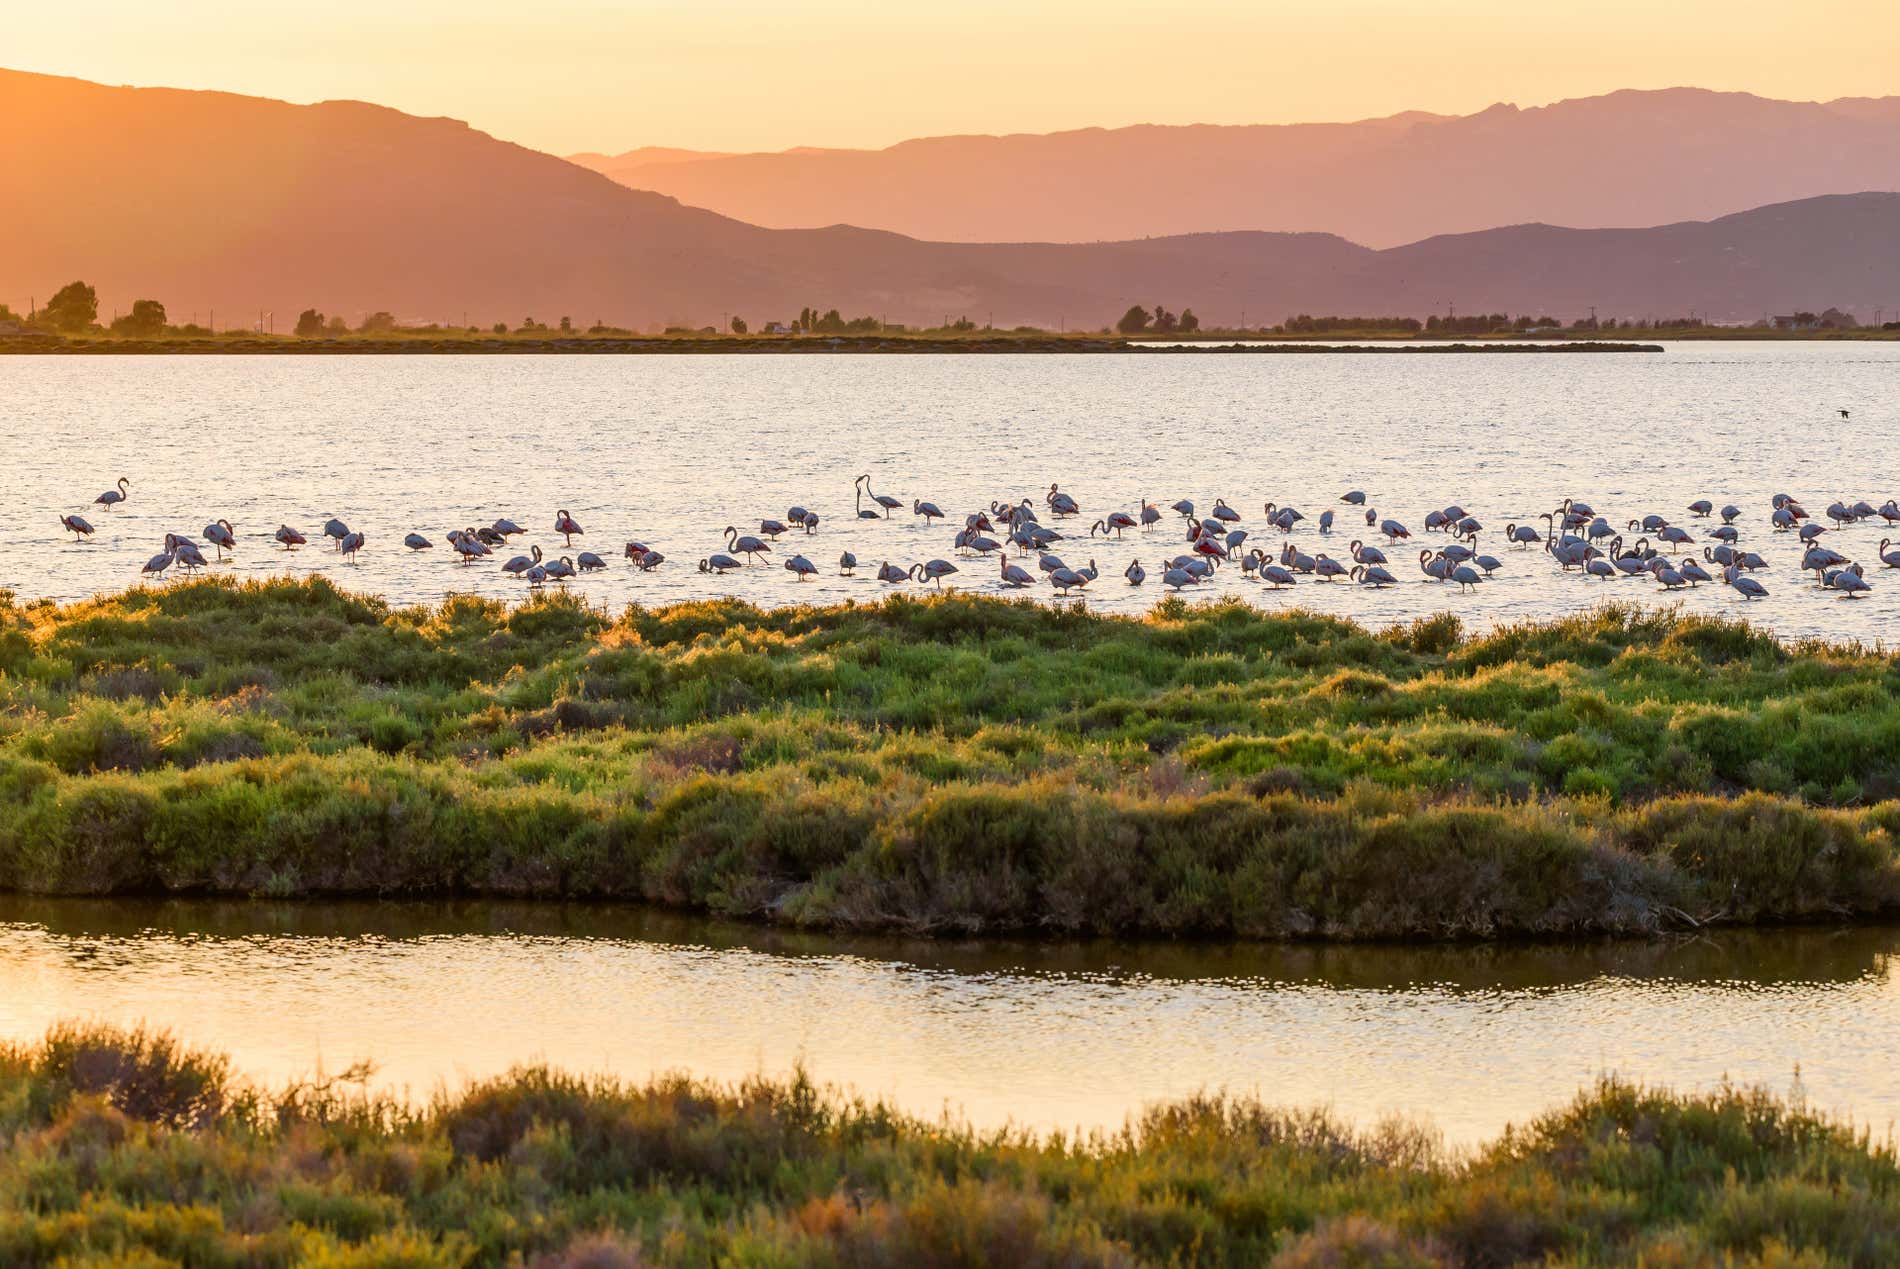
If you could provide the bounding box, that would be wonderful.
[95,477,130,509]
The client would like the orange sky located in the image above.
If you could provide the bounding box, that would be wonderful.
[12,1,1899,154]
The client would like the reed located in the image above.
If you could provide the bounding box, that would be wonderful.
[1,577,1896,937]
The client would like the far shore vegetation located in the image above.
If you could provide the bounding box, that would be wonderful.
[4,280,1896,353]
[5,1019,1900,1265]
[2,577,1896,939]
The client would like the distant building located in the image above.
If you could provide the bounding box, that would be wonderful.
[1770,314,1819,330]
[761,321,792,334]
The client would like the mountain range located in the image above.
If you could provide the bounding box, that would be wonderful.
[569,89,1900,249]
[4,69,1897,331]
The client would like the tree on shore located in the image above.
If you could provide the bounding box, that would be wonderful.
[1179,308,1200,332]
[294,309,325,337]
[43,280,98,332]
[358,311,398,333]
[730,316,747,335]
[110,299,167,337]
[1116,305,1152,334]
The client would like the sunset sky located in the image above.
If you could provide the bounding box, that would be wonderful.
[12,0,1900,154]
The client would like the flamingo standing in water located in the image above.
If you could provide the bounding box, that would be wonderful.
[554,509,584,545]
[60,514,95,541]
[858,475,902,518]
[275,525,307,549]
[95,478,130,509]
[204,519,237,559]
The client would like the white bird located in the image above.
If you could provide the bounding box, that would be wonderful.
[784,554,819,580]
[95,477,131,509]
[554,509,584,544]
[1124,559,1145,586]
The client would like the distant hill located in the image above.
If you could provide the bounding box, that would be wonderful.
[4,70,1897,330]
[571,89,1900,248]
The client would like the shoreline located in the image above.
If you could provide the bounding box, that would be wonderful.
[3,578,1895,942]
[2,333,1673,355]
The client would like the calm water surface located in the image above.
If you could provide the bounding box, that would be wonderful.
[3,899,1897,1146]
[3,345,1896,642]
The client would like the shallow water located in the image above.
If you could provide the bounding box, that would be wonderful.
[4,898,1898,1145]
[3,345,1896,642]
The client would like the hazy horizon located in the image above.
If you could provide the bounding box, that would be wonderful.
[11,0,1900,155]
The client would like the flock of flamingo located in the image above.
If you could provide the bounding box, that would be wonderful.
[58,471,1899,602]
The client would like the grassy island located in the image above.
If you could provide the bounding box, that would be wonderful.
[0,578,1896,938]
[2,1021,1898,1265]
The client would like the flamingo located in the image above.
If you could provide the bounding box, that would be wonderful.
[758,519,789,539]
[60,514,94,542]
[1827,565,1871,599]
[1049,565,1089,594]
[876,560,908,583]
[698,553,743,574]
[338,531,365,562]
[323,518,350,549]
[914,499,945,524]
[275,525,307,550]
[1729,570,1768,600]
[839,551,857,575]
[1161,564,1195,590]
[911,559,959,588]
[492,518,526,537]
[577,552,606,571]
[1351,564,1396,587]
[1211,499,1242,523]
[543,555,576,582]
[404,532,434,551]
[634,550,665,571]
[1000,556,1036,587]
[1688,499,1713,517]
[1880,540,1900,568]
[95,477,130,509]
[141,539,175,579]
[858,475,902,518]
[1140,500,1163,531]
[1124,560,1145,586]
[724,525,772,564]
[554,509,584,545]
[1341,490,1367,505]
[504,545,544,576]
[198,520,237,559]
[784,554,819,580]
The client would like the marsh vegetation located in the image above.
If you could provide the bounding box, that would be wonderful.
[3,1021,1899,1265]
[0,578,1895,937]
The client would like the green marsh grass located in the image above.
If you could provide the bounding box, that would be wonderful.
[2,1022,1898,1265]
[1,577,1896,937]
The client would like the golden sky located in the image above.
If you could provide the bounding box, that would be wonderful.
[12,0,1898,155]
